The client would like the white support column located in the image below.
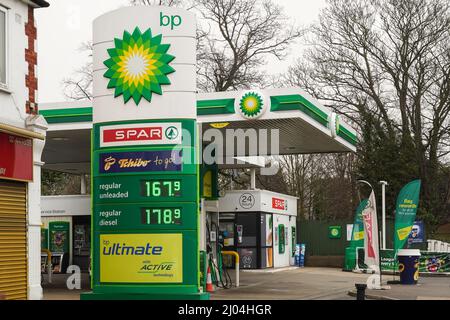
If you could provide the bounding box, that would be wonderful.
[250,169,256,190]
[26,115,48,300]
[80,174,87,195]
[379,181,388,250]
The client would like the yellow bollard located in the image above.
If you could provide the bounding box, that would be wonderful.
[221,251,240,287]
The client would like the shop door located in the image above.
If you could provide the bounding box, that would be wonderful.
[235,214,258,269]
[73,216,91,271]
[0,181,27,300]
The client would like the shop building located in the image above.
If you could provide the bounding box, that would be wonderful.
[0,0,49,300]
[217,190,298,269]
[40,195,91,272]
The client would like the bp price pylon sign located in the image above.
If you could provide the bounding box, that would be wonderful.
[81,6,207,300]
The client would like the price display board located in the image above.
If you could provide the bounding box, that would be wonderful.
[90,119,201,297]
[83,6,206,301]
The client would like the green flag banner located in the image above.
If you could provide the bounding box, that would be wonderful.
[350,199,367,248]
[394,180,421,251]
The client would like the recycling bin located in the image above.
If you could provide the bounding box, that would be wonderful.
[397,249,421,285]
[344,247,357,271]
[298,244,306,267]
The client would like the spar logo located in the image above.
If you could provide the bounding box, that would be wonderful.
[272,197,287,210]
[100,123,182,147]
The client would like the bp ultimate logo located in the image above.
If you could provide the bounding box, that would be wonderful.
[102,241,163,256]
[100,234,183,283]
[103,27,176,105]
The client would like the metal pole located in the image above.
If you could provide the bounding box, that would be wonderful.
[235,260,240,287]
[250,169,256,190]
[379,181,388,250]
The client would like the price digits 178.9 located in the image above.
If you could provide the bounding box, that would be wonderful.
[141,208,182,225]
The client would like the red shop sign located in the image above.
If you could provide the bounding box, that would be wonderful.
[272,197,286,210]
[0,132,33,182]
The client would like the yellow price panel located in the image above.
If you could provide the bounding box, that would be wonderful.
[100,233,183,283]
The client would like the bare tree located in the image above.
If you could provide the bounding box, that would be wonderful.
[196,0,303,92]
[285,0,450,227]
[130,0,182,6]
[279,154,357,221]
[62,42,93,101]
[130,0,196,8]
[63,0,302,98]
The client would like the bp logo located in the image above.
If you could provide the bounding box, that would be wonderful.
[329,226,342,239]
[237,91,267,119]
[103,27,175,105]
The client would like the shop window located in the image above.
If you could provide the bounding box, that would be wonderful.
[0,6,7,87]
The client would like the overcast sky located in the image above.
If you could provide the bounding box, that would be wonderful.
[36,0,327,103]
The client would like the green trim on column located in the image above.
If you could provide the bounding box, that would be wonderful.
[39,107,93,124]
[196,99,235,115]
[271,95,329,127]
[90,130,94,290]
[338,125,358,146]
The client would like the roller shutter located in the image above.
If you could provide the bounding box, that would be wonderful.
[0,181,27,300]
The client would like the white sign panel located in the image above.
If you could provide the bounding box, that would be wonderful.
[347,224,354,242]
[99,122,182,148]
[92,6,197,123]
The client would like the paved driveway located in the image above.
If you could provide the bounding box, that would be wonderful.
[211,267,368,300]
[42,268,450,300]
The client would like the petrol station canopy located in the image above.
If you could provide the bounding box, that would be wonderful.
[39,87,358,174]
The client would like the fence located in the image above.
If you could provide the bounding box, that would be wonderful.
[297,219,399,257]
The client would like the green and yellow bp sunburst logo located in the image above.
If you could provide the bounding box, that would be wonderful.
[103,27,175,105]
[239,92,264,119]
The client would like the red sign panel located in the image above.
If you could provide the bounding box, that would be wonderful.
[103,127,163,143]
[272,197,286,210]
[0,132,33,182]
[99,123,182,148]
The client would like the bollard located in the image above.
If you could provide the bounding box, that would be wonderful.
[355,283,367,300]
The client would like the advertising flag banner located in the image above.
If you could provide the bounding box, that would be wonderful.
[350,199,367,248]
[394,180,421,251]
[362,191,380,270]
[407,220,425,245]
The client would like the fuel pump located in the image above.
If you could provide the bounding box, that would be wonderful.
[236,225,244,244]
[278,224,286,254]
[206,217,233,289]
